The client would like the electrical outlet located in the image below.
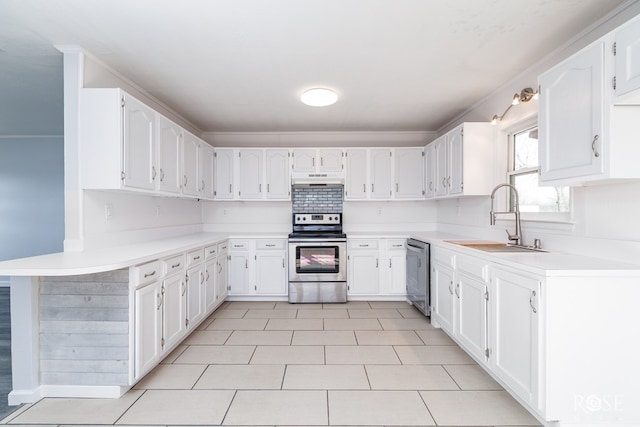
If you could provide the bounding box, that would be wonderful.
[104,204,113,220]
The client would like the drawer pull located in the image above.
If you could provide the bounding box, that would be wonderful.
[266,244,276,247]
[144,270,156,278]
[193,255,201,261]
[171,263,181,269]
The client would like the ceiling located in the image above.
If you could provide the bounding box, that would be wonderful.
[0,0,628,135]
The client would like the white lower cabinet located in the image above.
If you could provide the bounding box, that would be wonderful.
[228,238,288,298]
[347,238,408,299]
[431,250,455,335]
[134,280,162,379]
[491,266,540,409]
[133,240,228,382]
[456,272,488,364]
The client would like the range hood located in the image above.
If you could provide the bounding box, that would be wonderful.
[291,172,345,185]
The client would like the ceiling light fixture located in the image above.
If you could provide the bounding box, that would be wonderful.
[300,88,338,107]
[491,87,539,125]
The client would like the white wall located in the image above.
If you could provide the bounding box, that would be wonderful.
[202,199,437,234]
[0,137,65,283]
[434,3,640,265]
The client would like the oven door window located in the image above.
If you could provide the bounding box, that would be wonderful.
[296,246,340,274]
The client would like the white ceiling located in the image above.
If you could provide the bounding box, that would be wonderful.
[0,0,628,135]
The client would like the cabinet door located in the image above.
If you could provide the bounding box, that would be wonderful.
[539,42,604,182]
[615,19,640,97]
[255,252,287,295]
[186,265,205,328]
[157,116,182,194]
[216,255,229,302]
[348,252,380,295]
[182,133,200,196]
[345,149,368,200]
[214,148,235,199]
[386,251,407,295]
[238,149,264,199]
[163,274,187,350]
[265,149,290,200]
[431,263,455,334]
[369,149,392,199]
[394,148,425,199]
[205,258,217,312]
[123,95,156,190]
[434,136,449,197]
[134,281,162,379]
[424,144,436,199]
[229,253,251,295]
[448,127,464,195]
[491,267,540,407]
[456,273,488,364]
[318,149,344,172]
[199,143,215,199]
[291,149,316,172]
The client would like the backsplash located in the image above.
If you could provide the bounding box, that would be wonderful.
[292,185,343,213]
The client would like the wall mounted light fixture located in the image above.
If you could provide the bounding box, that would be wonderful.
[491,87,539,125]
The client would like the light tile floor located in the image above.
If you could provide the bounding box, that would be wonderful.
[2,301,541,427]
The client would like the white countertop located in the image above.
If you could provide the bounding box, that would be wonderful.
[1,230,639,278]
[0,232,287,276]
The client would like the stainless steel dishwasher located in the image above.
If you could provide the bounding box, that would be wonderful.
[406,238,430,316]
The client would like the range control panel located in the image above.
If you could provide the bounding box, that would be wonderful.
[293,213,342,225]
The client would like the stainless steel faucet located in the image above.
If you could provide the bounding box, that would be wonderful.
[490,183,522,246]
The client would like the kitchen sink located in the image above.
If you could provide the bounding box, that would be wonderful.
[444,240,547,253]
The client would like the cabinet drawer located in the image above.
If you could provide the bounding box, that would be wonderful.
[456,254,489,282]
[132,260,162,286]
[230,239,250,251]
[348,239,379,250]
[218,241,229,253]
[433,247,456,268]
[163,254,185,276]
[256,239,285,250]
[386,239,406,250]
[187,248,204,266]
[205,245,218,258]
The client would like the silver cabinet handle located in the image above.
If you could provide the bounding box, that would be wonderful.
[530,290,537,314]
[447,177,451,187]
[144,270,156,278]
[156,291,163,310]
[455,283,460,298]
[429,182,433,191]
[592,135,600,158]
[200,271,204,284]
[218,262,222,273]
[363,183,366,193]
[371,183,375,192]
[396,183,399,192]
[282,259,285,268]
[152,166,156,180]
[171,263,181,269]
[201,180,205,191]
[193,256,201,261]
[267,183,270,193]
[245,259,248,268]
[389,259,392,268]
[320,157,323,166]
[206,270,210,281]
[181,281,186,296]
[159,168,165,182]
[448,281,453,295]
[259,183,262,193]
[442,177,447,187]
[375,258,379,268]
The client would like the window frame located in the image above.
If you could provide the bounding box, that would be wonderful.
[505,120,573,223]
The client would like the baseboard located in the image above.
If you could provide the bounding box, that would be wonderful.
[8,385,130,404]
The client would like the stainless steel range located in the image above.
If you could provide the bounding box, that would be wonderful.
[288,213,347,303]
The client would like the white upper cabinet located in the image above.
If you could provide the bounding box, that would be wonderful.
[291,148,344,173]
[429,123,494,198]
[214,148,235,200]
[318,149,344,172]
[345,149,368,200]
[615,16,640,99]
[394,147,425,199]
[265,149,290,200]
[238,149,264,199]
[199,143,215,199]
[157,116,182,194]
[182,132,200,197]
[370,149,393,199]
[424,143,436,199]
[122,95,156,191]
[539,42,605,183]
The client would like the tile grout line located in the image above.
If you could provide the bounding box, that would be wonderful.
[111,388,148,425]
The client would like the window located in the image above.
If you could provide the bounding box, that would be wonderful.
[507,126,570,214]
